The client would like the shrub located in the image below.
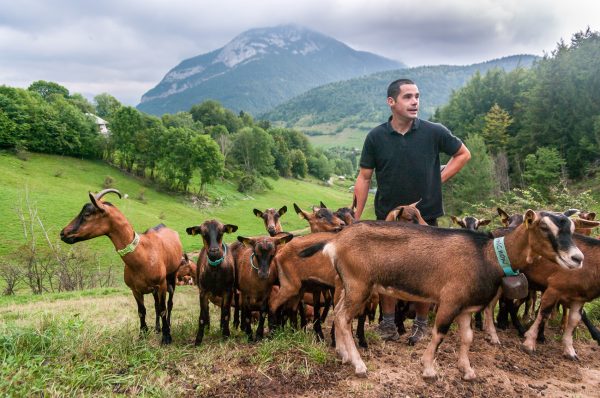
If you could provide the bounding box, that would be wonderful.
[102,175,115,189]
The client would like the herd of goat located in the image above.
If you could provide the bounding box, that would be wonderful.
[59,188,600,380]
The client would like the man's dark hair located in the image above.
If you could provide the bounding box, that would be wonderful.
[387,79,415,100]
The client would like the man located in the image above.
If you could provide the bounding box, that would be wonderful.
[353,78,471,344]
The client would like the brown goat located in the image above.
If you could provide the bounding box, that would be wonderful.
[176,254,197,286]
[233,233,293,340]
[253,206,287,237]
[60,189,183,344]
[294,203,346,233]
[186,220,238,345]
[301,210,584,379]
[451,215,491,231]
[518,232,600,359]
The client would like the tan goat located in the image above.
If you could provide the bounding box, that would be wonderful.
[300,210,584,380]
[60,189,183,344]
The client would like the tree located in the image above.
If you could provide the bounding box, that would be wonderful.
[28,80,69,100]
[94,93,122,121]
[289,149,308,178]
[522,147,566,197]
[190,100,242,133]
[482,103,512,154]
[230,126,275,176]
[445,134,496,213]
[191,134,224,191]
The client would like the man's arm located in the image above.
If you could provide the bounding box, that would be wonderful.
[353,167,373,220]
[441,143,471,183]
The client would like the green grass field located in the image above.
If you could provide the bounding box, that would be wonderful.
[0,152,375,265]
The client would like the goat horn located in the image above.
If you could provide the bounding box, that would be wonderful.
[94,189,122,201]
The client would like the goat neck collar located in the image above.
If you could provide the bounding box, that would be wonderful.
[207,244,227,267]
[493,237,519,276]
[117,232,140,257]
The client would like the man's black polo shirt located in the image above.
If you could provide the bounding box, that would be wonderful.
[359,117,463,220]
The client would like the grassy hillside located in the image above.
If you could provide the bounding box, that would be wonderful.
[0,152,373,265]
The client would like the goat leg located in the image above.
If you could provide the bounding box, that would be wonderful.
[357,312,368,348]
[195,292,209,346]
[152,289,161,333]
[313,288,325,341]
[166,272,176,325]
[221,290,232,338]
[563,302,583,360]
[581,309,600,345]
[474,311,483,331]
[158,288,172,345]
[133,291,149,335]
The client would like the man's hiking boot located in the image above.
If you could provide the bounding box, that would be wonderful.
[407,320,428,345]
[377,321,400,342]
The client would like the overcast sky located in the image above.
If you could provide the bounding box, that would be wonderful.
[1,0,598,106]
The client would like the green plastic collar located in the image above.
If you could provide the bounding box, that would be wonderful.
[493,237,519,276]
[207,244,227,267]
[117,232,140,257]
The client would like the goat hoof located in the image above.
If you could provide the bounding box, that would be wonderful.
[422,368,437,380]
[161,335,172,345]
[359,341,369,349]
[564,353,579,361]
[521,343,535,354]
[462,370,477,381]
[194,338,203,346]
[536,335,546,344]
[354,362,368,377]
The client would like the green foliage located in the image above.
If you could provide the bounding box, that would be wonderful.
[27,80,69,100]
[237,173,270,194]
[307,153,332,181]
[289,149,308,178]
[445,134,497,214]
[522,147,566,196]
[93,93,122,121]
[190,100,243,134]
[482,103,512,153]
[230,126,276,176]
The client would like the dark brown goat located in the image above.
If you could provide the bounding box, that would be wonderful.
[60,189,183,344]
[301,210,584,379]
[186,220,238,345]
[234,233,293,341]
[253,206,287,236]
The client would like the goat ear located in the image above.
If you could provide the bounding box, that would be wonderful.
[278,206,287,216]
[224,224,238,234]
[186,226,200,236]
[237,236,254,247]
[524,209,537,228]
[573,219,600,229]
[89,192,106,212]
[587,212,596,220]
[450,215,459,225]
[497,207,509,225]
[395,207,405,221]
[294,203,309,220]
[276,233,294,246]
[253,209,263,218]
[478,219,492,227]
[320,201,327,209]
[563,208,580,217]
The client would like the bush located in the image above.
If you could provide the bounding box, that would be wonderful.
[102,175,115,189]
[237,174,270,194]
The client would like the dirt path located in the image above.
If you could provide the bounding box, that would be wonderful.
[202,325,600,398]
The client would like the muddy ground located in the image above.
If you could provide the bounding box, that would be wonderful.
[197,323,600,398]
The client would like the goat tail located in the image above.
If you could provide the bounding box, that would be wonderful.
[298,241,329,258]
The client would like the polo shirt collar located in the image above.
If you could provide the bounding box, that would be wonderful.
[386,116,421,134]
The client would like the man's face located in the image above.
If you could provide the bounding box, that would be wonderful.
[388,84,419,120]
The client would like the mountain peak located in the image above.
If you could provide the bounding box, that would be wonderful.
[138,25,404,116]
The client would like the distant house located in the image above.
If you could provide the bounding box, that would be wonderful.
[86,113,109,136]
